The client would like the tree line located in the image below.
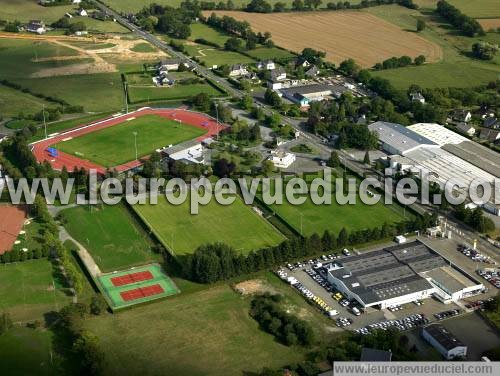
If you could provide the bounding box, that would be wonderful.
[241,0,417,13]
[436,0,484,37]
[179,212,436,284]
[373,54,426,70]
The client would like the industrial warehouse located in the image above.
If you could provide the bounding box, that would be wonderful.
[325,241,484,309]
[369,121,500,214]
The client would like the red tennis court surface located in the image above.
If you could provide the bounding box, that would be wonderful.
[120,284,165,302]
[111,270,154,287]
[0,205,27,255]
[31,107,226,175]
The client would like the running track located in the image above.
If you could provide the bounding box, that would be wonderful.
[31,108,225,175]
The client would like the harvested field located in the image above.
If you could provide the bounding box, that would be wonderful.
[207,11,442,67]
[478,19,500,31]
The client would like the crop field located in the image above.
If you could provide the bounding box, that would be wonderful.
[55,114,205,168]
[133,196,285,255]
[128,82,223,103]
[368,5,500,88]
[478,19,500,31]
[0,259,72,321]
[266,192,407,236]
[62,204,158,272]
[447,0,500,19]
[206,10,441,67]
[84,281,307,376]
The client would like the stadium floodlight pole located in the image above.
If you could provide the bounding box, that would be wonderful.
[124,81,129,114]
[133,132,138,161]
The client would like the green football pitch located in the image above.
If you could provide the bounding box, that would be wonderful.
[98,264,179,310]
[133,195,286,255]
[54,114,206,168]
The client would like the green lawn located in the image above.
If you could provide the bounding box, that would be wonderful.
[133,195,286,255]
[69,16,129,33]
[183,43,255,67]
[246,47,295,60]
[0,259,72,321]
[0,326,57,376]
[366,5,500,89]
[83,282,305,376]
[0,84,50,118]
[130,42,157,53]
[62,204,159,272]
[267,193,407,236]
[29,112,116,143]
[0,0,73,23]
[189,23,230,47]
[128,82,224,103]
[55,114,206,167]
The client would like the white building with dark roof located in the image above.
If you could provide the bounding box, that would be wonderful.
[421,324,467,360]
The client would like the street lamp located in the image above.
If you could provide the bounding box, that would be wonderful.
[133,132,138,161]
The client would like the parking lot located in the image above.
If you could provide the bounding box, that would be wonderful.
[276,240,484,332]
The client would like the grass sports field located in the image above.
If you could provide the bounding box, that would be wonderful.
[97,264,179,310]
[0,259,72,321]
[267,195,407,236]
[55,114,206,167]
[133,196,285,255]
[206,10,441,67]
[62,204,157,272]
[84,277,308,376]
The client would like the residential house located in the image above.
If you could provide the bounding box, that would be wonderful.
[64,13,73,18]
[256,60,275,70]
[0,134,7,143]
[410,92,425,104]
[77,8,88,17]
[305,65,319,78]
[421,325,467,360]
[294,57,311,68]
[483,117,499,129]
[477,106,496,119]
[73,0,82,3]
[450,109,471,123]
[479,128,500,142]
[268,150,296,169]
[355,114,367,125]
[228,64,248,77]
[456,122,475,136]
[74,30,88,36]
[270,67,286,81]
[26,20,46,34]
[158,58,184,72]
[157,72,175,86]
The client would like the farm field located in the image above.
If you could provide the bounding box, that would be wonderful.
[55,114,206,167]
[246,46,295,60]
[62,204,158,272]
[447,0,500,19]
[189,23,230,47]
[368,5,500,88]
[128,82,224,103]
[69,16,129,34]
[0,84,50,117]
[0,326,58,376]
[205,10,442,67]
[83,280,307,376]
[0,259,72,322]
[267,194,407,236]
[133,196,286,255]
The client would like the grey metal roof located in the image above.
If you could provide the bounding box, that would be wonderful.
[360,348,392,362]
[280,83,346,97]
[162,139,200,155]
[368,121,437,154]
[443,141,500,178]
[423,324,465,350]
[328,241,442,306]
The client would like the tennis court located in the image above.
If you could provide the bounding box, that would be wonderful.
[97,264,179,310]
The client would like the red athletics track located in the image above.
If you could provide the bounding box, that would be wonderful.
[111,271,154,287]
[120,284,165,302]
[30,108,226,175]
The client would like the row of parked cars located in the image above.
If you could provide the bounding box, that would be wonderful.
[276,269,338,317]
[434,309,461,320]
[477,269,500,289]
[465,297,494,310]
[458,244,494,264]
[286,250,352,272]
[336,317,353,327]
[355,313,429,335]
